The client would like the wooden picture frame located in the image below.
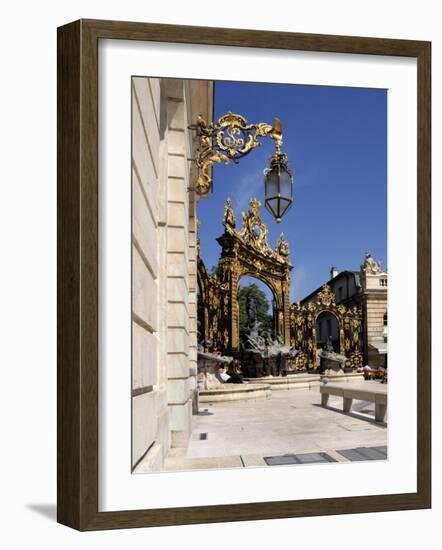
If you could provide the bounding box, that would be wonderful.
[57,19,431,530]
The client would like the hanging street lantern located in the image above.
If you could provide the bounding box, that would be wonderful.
[189,112,294,223]
[264,151,293,223]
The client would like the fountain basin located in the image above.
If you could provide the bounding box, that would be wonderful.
[199,383,271,403]
[244,372,364,390]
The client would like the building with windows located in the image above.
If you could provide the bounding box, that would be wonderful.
[300,253,388,368]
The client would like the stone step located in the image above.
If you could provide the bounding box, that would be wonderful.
[198,383,271,403]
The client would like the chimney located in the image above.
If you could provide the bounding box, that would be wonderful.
[330,266,339,279]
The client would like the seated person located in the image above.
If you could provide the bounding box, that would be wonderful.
[218,366,243,384]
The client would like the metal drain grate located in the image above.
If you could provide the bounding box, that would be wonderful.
[264,452,337,466]
[336,446,387,461]
[264,455,298,466]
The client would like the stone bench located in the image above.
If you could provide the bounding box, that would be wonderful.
[320,383,387,422]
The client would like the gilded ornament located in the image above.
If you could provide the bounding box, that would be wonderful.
[223,197,236,232]
[189,112,286,196]
[317,284,335,307]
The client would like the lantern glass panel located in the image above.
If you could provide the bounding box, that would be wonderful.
[265,168,279,198]
[265,197,279,218]
[279,197,292,217]
[279,169,293,199]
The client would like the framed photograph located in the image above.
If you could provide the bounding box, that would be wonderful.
[57,19,431,530]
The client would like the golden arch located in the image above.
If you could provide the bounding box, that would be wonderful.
[238,272,281,310]
[198,198,292,355]
[290,284,363,370]
[197,200,364,369]
[315,309,344,354]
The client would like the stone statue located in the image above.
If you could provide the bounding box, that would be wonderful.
[361,252,381,274]
[246,295,258,329]
[324,335,334,353]
[318,336,347,373]
[239,306,300,378]
[240,325,264,352]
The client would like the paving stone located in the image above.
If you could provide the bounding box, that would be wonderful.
[165,386,387,470]
[241,455,267,467]
[163,455,243,471]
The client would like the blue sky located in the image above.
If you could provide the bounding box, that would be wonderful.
[197,80,387,303]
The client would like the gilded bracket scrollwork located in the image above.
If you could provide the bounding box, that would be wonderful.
[189,112,284,196]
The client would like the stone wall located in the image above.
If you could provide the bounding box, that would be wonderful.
[329,272,359,303]
[132,77,169,470]
[365,296,388,343]
[132,77,212,470]
[165,79,192,448]
[364,293,388,367]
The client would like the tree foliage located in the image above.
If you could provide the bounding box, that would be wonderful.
[237,283,273,331]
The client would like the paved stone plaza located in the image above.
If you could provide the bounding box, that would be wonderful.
[163,382,387,472]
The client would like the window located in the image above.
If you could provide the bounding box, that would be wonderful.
[380,278,388,287]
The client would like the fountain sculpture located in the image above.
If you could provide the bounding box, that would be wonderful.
[317,336,348,374]
[239,294,299,378]
[196,323,234,391]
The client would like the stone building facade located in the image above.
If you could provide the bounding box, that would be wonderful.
[300,253,388,367]
[131,77,213,472]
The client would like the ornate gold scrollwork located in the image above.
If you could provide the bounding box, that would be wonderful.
[275,233,290,262]
[349,350,363,369]
[223,197,292,267]
[189,112,285,196]
[317,284,336,307]
[239,198,273,256]
[293,351,308,371]
[198,201,365,367]
[288,285,363,370]
[198,197,294,353]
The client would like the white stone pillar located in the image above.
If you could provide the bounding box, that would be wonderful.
[165,80,192,448]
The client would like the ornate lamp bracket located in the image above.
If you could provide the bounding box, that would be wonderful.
[189,112,284,196]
